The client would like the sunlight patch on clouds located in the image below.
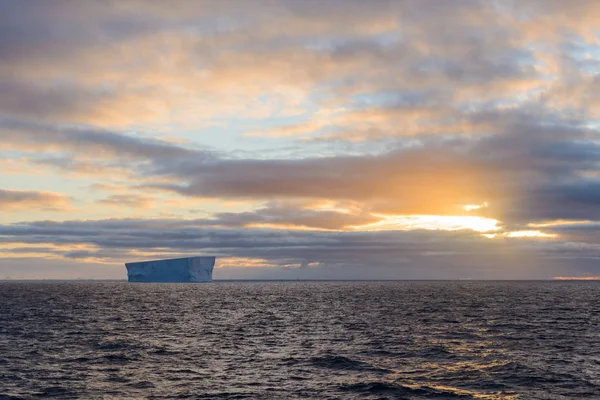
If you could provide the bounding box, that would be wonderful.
[245,223,332,231]
[481,233,497,239]
[528,220,593,228]
[553,276,600,281]
[309,200,362,214]
[0,243,98,260]
[359,215,500,233]
[462,202,488,211]
[483,230,558,240]
[216,257,280,269]
[506,230,557,238]
[0,245,55,259]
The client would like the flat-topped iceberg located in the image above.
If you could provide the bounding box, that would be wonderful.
[125,256,215,282]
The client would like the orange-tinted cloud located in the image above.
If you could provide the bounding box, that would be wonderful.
[553,276,600,281]
[0,189,71,211]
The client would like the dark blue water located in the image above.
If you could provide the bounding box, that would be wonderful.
[1,281,599,399]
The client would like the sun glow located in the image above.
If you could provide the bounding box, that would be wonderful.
[462,202,488,211]
[506,230,557,238]
[528,220,592,228]
[361,215,499,233]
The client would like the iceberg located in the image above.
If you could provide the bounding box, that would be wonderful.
[125,256,215,282]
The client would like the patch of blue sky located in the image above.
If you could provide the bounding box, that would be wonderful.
[568,42,600,74]
[303,30,403,52]
[171,119,308,157]
[161,90,327,152]
[0,166,87,198]
[0,150,127,209]
[2,150,28,160]
[294,138,400,159]
[349,89,433,109]
[581,119,600,132]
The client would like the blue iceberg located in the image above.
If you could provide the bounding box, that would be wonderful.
[125,256,215,282]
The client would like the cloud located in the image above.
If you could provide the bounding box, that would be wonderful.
[0,217,581,279]
[0,118,207,160]
[0,189,71,211]
[0,79,111,122]
[0,0,595,146]
[2,0,600,279]
[3,215,600,279]
[0,0,577,130]
[553,276,600,280]
[97,194,155,209]
[3,108,599,228]
[213,201,380,230]
[0,257,123,280]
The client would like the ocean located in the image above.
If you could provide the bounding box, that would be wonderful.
[1,281,599,399]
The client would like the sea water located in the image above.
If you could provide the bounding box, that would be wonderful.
[1,281,599,399]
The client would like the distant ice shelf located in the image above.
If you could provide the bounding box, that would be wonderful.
[125,256,215,282]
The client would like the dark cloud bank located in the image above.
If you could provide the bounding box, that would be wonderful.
[1,217,599,280]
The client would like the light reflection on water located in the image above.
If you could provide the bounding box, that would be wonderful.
[1,281,599,399]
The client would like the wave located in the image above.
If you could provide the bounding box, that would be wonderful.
[340,381,475,398]
[309,355,391,373]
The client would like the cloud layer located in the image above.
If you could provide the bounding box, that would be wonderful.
[1,217,591,280]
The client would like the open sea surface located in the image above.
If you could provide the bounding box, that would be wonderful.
[1,281,599,399]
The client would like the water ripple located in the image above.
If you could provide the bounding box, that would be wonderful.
[1,281,600,399]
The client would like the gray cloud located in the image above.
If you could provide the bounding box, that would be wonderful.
[515,181,600,223]
[0,118,214,161]
[213,201,380,230]
[0,80,112,121]
[0,189,71,211]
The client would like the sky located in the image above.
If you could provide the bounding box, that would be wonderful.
[1,0,600,280]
